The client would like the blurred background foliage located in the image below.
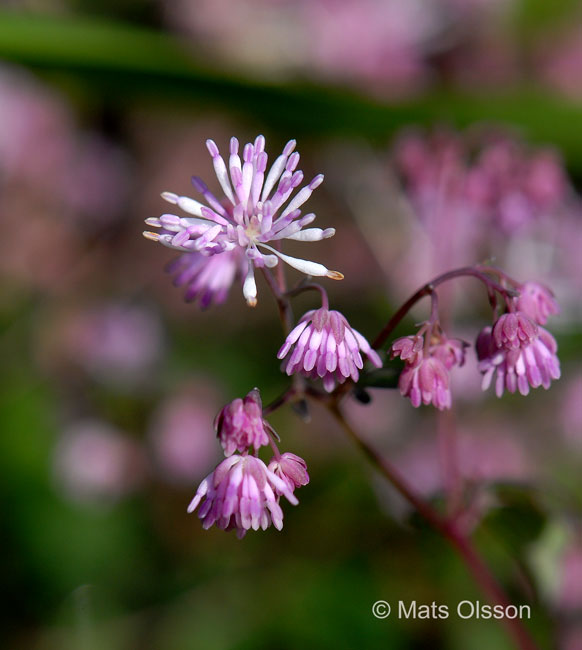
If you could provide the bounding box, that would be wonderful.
[0,1,581,649]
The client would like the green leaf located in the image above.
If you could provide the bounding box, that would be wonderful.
[1,12,582,173]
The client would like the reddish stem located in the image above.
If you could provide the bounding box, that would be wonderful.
[263,386,297,416]
[260,263,538,650]
[328,403,539,650]
[372,266,513,350]
[285,282,329,310]
[261,267,294,334]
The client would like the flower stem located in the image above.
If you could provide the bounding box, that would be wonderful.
[260,259,537,649]
[327,402,540,650]
[372,266,513,350]
[261,267,294,334]
[285,282,329,310]
[263,386,298,416]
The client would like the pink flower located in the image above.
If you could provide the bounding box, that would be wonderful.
[430,336,467,369]
[305,0,435,93]
[268,453,309,493]
[148,383,221,485]
[398,354,452,410]
[144,135,341,306]
[539,27,582,102]
[277,308,382,392]
[468,139,568,233]
[214,389,270,457]
[477,325,561,397]
[165,248,246,308]
[391,332,465,410]
[515,281,559,326]
[390,335,423,364]
[187,454,298,538]
[491,311,538,351]
[54,420,147,504]
[64,304,163,386]
[559,542,582,611]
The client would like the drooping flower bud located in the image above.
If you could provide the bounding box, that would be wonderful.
[214,389,270,456]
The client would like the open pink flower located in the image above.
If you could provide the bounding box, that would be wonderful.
[278,307,382,392]
[144,135,341,306]
[187,454,298,538]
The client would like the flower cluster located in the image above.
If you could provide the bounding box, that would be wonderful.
[391,330,466,410]
[144,135,342,307]
[278,307,382,392]
[395,130,568,234]
[187,389,309,537]
[143,134,563,544]
[477,282,560,397]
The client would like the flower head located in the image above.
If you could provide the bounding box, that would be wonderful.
[477,325,561,397]
[268,452,310,493]
[214,388,270,457]
[277,307,382,392]
[391,331,465,410]
[515,281,559,326]
[144,135,342,306]
[397,354,452,410]
[187,454,298,538]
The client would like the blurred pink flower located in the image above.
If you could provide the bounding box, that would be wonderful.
[538,27,582,102]
[149,383,222,485]
[54,420,147,504]
[165,247,247,308]
[560,375,582,448]
[0,65,130,226]
[304,0,438,93]
[389,128,575,320]
[64,303,164,385]
[559,541,582,611]
[0,64,74,187]
[466,140,568,233]
[560,626,582,650]
[163,0,516,96]
[395,130,569,241]
[516,282,560,326]
[63,131,131,226]
[378,429,532,522]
